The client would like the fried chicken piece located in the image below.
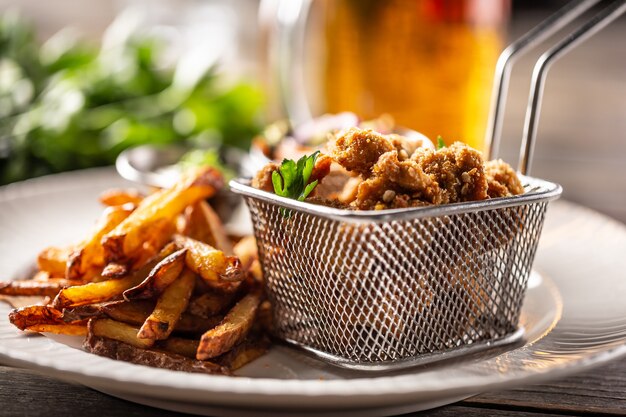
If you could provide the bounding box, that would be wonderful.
[485,159,524,198]
[310,154,332,184]
[251,162,279,192]
[386,133,426,160]
[305,196,350,209]
[329,128,429,176]
[412,142,488,203]
[313,166,352,200]
[337,176,361,204]
[329,128,395,177]
[353,151,442,209]
[253,129,522,210]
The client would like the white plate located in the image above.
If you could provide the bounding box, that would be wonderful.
[1,168,626,416]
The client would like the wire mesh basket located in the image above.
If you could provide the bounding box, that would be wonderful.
[231,177,561,370]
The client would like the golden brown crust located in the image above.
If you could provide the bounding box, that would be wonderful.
[182,202,233,255]
[310,165,352,201]
[214,334,270,370]
[352,151,441,210]
[485,159,525,198]
[9,305,64,330]
[386,133,423,159]
[336,176,361,204]
[310,154,333,185]
[305,196,351,209]
[196,291,262,360]
[329,128,395,177]
[0,280,66,298]
[253,127,523,210]
[413,142,488,203]
[122,248,187,300]
[251,162,279,192]
[99,188,144,206]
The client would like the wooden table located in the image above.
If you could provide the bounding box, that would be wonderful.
[1,357,625,416]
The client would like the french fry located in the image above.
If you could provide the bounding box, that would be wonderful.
[26,323,88,336]
[37,246,73,277]
[89,274,113,283]
[84,334,229,375]
[7,167,270,375]
[53,243,178,308]
[133,217,177,267]
[9,305,64,330]
[215,336,270,370]
[61,304,103,322]
[0,280,66,298]
[101,299,221,333]
[34,276,75,286]
[32,271,51,282]
[174,235,244,283]
[102,167,222,262]
[101,217,177,272]
[123,248,187,300]
[187,289,237,318]
[249,260,263,282]
[233,236,258,270]
[99,188,144,207]
[256,300,273,333]
[89,318,154,348]
[175,313,222,334]
[183,201,233,254]
[67,205,134,280]
[137,269,196,341]
[196,291,262,360]
[52,277,136,308]
[233,236,263,281]
[201,278,242,293]
[101,299,155,324]
[157,337,199,359]
[101,262,129,278]
[80,268,105,282]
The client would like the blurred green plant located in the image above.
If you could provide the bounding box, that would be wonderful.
[0,11,263,185]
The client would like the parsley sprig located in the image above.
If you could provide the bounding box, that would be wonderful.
[436,135,446,150]
[272,151,320,202]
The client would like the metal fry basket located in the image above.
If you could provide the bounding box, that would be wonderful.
[230,0,624,371]
[231,177,560,370]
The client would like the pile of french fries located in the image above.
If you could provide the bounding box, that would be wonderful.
[1,167,269,375]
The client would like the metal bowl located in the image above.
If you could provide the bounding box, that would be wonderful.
[115,144,261,236]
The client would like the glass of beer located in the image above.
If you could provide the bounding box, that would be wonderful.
[264,0,510,152]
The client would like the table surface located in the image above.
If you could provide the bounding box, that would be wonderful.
[1,356,625,417]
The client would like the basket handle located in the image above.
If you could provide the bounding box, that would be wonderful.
[485,0,601,160]
[519,0,626,175]
[486,0,626,175]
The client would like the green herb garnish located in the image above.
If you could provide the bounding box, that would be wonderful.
[272,151,320,203]
[436,135,446,150]
[178,148,236,181]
